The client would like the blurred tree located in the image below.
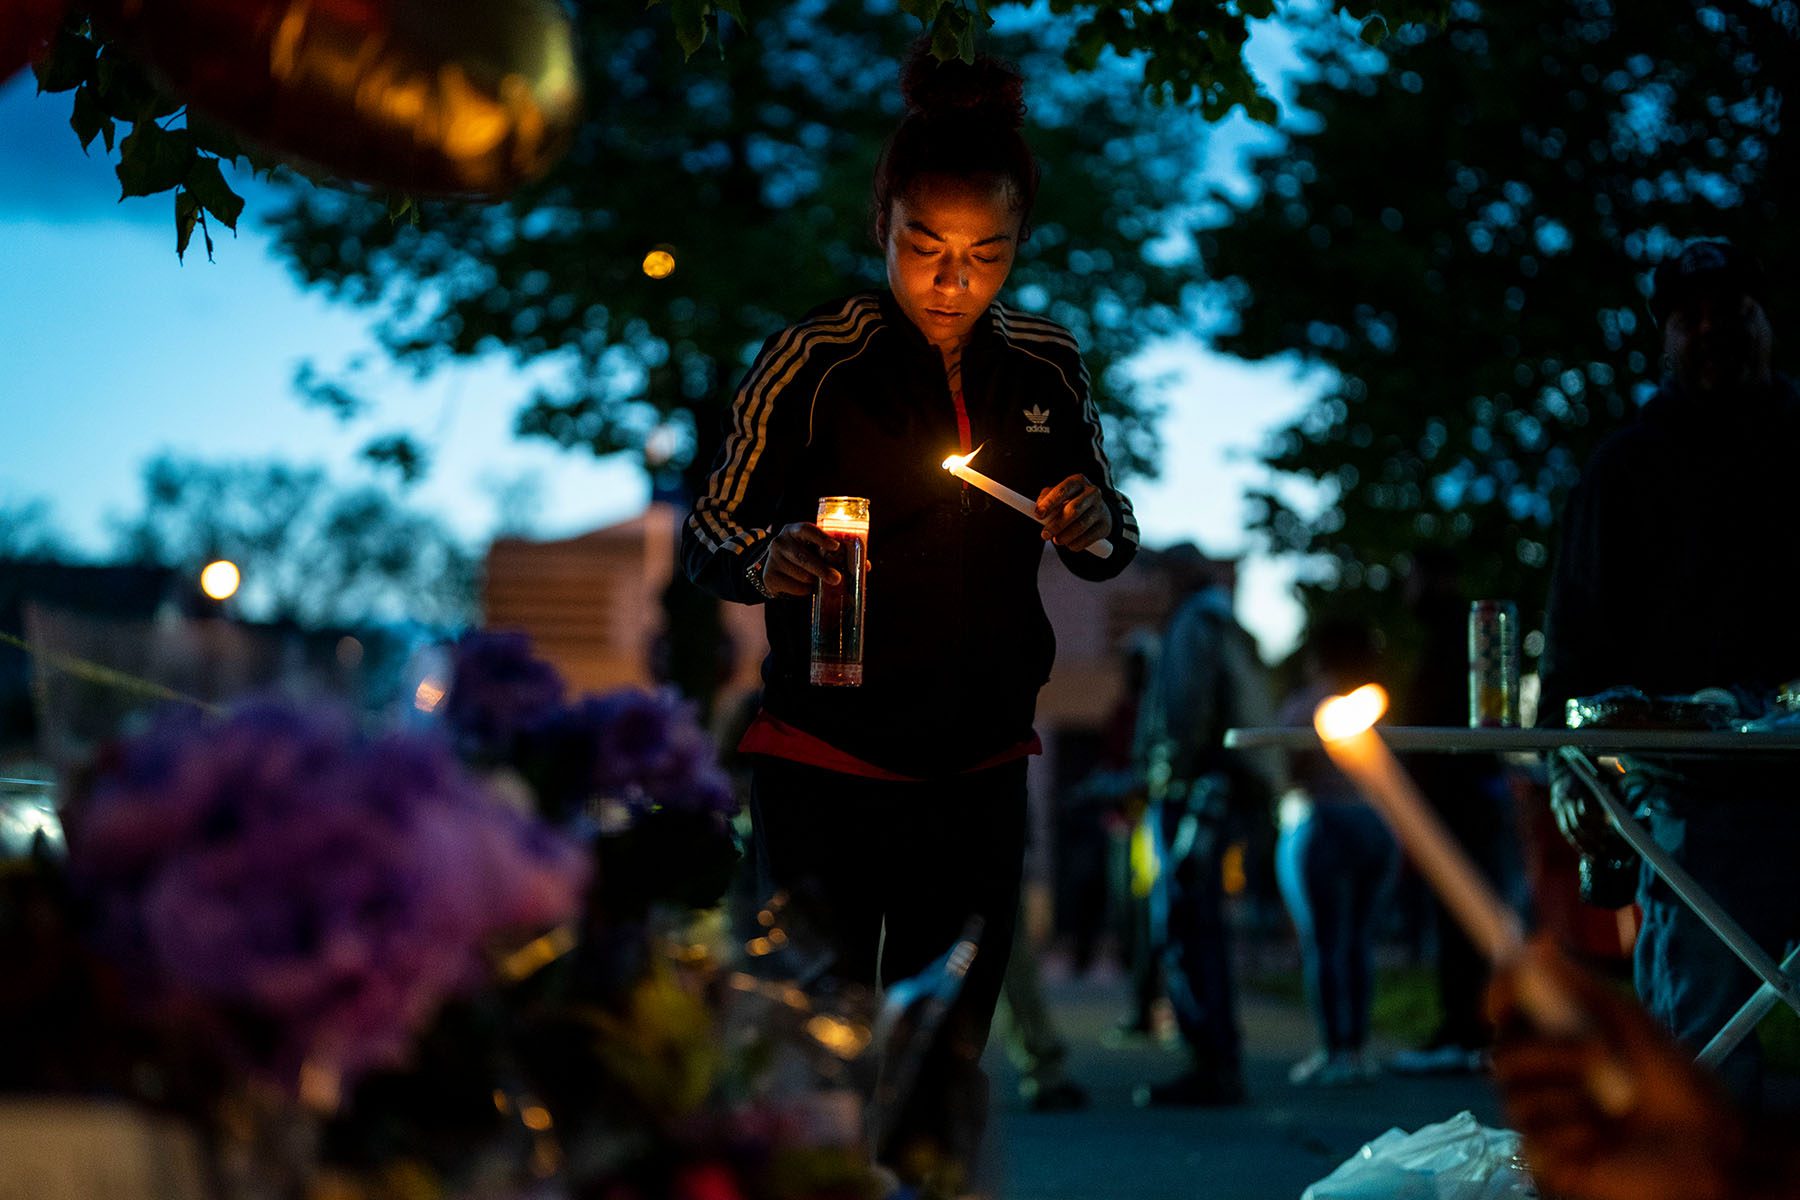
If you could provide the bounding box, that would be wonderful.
[0,500,69,559]
[113,455,478,629]
[24,0,1446,256]
[1200,0,1798,660]
[262,2,1224,715]
[268,3,1222,488]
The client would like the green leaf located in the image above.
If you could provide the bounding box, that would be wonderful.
[671,0,708,57]
[184,156,244,229]
[385,192,421,226]
[32,27,95,94]
[117,124,197,199]
[69,84,111,153]
[187,114,247,164]
[1359,16,1390,45]
[1238,0,1276,18]
[118,125,187,198]
[1244,92,1279,125]
[930,8,966,61]
[899,0,946,23]
[175,189,203,262]
[93,48,180,121]
[1066,21,1108,71]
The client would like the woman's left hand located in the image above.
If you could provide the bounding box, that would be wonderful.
[1035,475,1111,552]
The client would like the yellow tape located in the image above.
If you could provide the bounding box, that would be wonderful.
[0,630,218,715]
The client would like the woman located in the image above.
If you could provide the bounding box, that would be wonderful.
[1274,616,1399,1086]
[681,39,1137,1184]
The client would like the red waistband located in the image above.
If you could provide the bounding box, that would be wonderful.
[737,710,1041,782]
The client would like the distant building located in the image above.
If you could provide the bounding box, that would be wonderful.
[481,504,765,701]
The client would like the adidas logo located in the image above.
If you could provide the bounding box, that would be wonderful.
[1023,405,1051,434]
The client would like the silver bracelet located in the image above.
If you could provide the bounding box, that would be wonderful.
[746,548,777,600]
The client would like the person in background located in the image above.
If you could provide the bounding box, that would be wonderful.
[1539,238,1800,1106]
[1092,632,1169,1045]
[1274,615,1399,1086]
[996,892,1090,1112]
[1131,545,1280,1107]
[1390,545,1518,1075]
[679,39,1137,1190]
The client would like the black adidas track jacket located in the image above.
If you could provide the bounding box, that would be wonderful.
[682,290,1139,778]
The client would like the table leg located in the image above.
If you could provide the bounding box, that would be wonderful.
[1557,748,1800,1023]
[1695,942,1800,1069]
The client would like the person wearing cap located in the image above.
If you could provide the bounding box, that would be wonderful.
[1538,238,1800,1104]
[1130,545,1281,1106]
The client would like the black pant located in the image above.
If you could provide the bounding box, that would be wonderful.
[1425,771,1510,1049]
[749,757,1027,1173]
[1152,797,1242,1073]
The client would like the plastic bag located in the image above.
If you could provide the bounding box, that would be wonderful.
[1300,1110,1537,1200]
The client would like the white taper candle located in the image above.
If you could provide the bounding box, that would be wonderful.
[942,452,1113,559]
[1315,685,1523,963]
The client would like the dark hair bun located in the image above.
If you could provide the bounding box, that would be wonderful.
[871,36,1040,244]
[900,38,1025,129]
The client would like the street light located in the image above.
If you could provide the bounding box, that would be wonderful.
[200,559,241,602]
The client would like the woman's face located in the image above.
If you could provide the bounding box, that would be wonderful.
[883,175,1022,352]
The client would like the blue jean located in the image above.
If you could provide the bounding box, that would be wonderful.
[1276,801,1398,1053]
[1631,772,1800,1106]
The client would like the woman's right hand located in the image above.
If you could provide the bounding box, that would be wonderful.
[758,523,845,597]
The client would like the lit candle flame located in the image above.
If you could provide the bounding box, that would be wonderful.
[941,443,984,472]
[1314,683,1389,741]
[1309,678,1601,1051]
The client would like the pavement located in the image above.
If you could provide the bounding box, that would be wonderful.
[978,959,1505,1200]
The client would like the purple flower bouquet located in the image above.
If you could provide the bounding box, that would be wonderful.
[71,700,591,1100]
[445,631,743,913]
[442,629,569,764]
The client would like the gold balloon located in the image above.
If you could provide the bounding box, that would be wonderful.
[97,0,582,196]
